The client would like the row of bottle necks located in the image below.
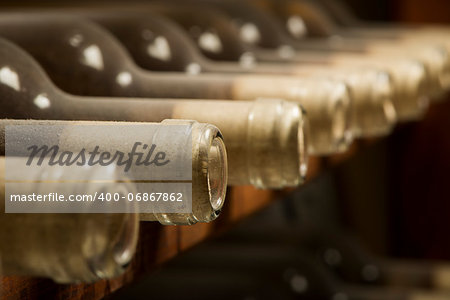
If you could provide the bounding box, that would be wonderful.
[0,3,449,285]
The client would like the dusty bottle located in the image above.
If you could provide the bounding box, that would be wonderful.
[99,10,399,133]
[2,4,448,99]
[0,37,306,188]
[0,15,343,157]
[0,13,341,107]
[143,0,445,101]
[120,0,293,53]
[231,76,352,154]
[249,0,449,50]
[0,118,227,225]
[251,48,430,121]
[283,0,450,50]
[38,10,344,151]
[66,8,253,73]
[290,44,449,100]
[217,1,442,110]
[249,0,450,95]
[284,53,429,122]
[80,8,408,129]
[0,156,139,283]
[296,66,398,136]
[24,11,355,149]
[159,0,443,105]
[309,0,450,92]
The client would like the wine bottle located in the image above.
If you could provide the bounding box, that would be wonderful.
[74,12,399,131]
[0,37,306,188]
[1,3,447,101]
[0,118,227,225]
[295,0,450,43]
[0,15,349,156]
[76,7,421,126]
[203,0,448,101]
[139,0,445,101]
[39,10,390,140]
[166,5,428,121]
[0,156,139,283]
[282,54,430,121]
[248,0,450,96]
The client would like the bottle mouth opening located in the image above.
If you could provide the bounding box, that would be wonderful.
[207,136,227,212]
